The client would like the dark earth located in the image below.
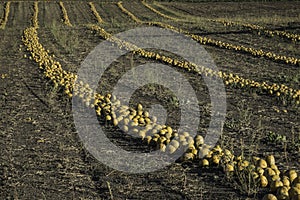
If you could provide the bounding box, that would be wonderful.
[0,1,299,199]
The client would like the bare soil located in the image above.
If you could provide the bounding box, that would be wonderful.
[0,1,299,199]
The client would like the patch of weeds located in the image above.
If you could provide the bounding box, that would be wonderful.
[235,100,253,134]
[224,117,239,131]
[265,131,287,145]
[291,127,300,151]
[263,128,299,162]
[224,140,261,197]
[168,96,179,108]
[228,164,261,197]
[224,100,254,135]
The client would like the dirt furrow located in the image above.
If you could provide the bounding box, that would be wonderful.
[91,2,114,24]
[6,2,31,29]
[38,1,64,28]
[161,1,300,22]
[0,2,3,20]
[98,3,135,25]
[63,2,95,26]
[0,2,299,199]
[122,1,162,22]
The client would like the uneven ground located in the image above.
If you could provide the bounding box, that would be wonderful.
[0,1,299,199]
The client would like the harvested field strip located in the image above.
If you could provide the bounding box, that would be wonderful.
[5,1,32,28]
[38,1,63,28]
[142,0,184,22]
[157,1,300,25]
[93,2,134,25]
[152,22,300,67]
[88,24,300,107]
[214,19,300,42]
[121,1,165,22]
[152,1,300,42]
[116,1,300,67]
[0,0,298,199]
[201,44,300,92]
[208,33,299,59]
[62,2,95,26]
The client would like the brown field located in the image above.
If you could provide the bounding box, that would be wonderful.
[0,1,299,199]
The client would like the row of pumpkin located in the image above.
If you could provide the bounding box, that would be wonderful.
[59,1,72,27]
[21,3,300,200]
[142,1,300,43]
[213,19,300,43]
[22,23,300,200]
[0,2,10,29]
[117,1,300,67]
[88,23,300,107]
